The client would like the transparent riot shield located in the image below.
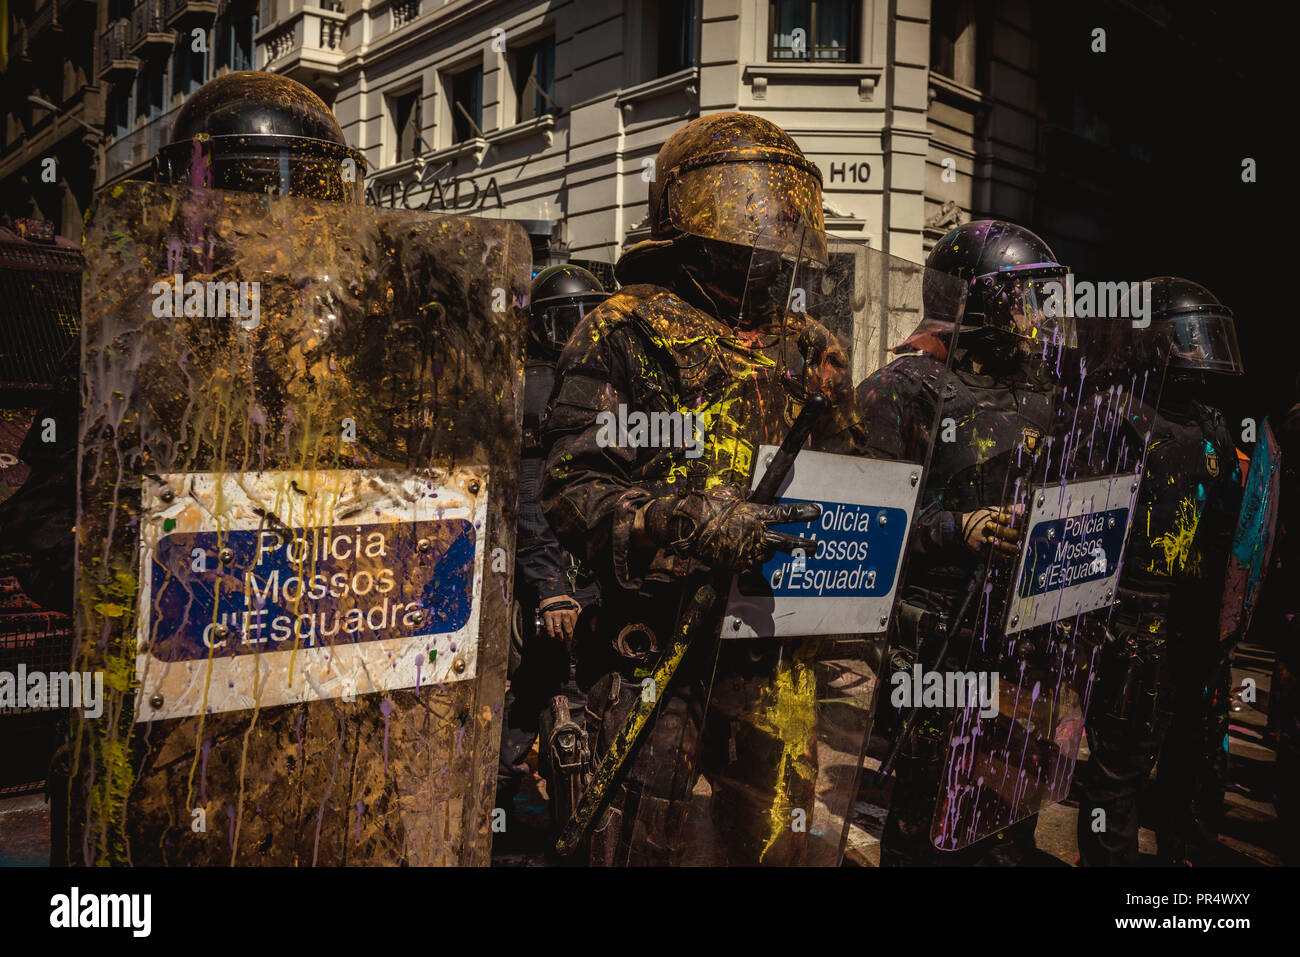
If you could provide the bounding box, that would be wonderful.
[673,238,964,865]
[70,181,530,865]
[1220,419,1281,645]
[928,309,1170,851]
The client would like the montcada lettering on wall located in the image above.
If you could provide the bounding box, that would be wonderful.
[366,172,505,212]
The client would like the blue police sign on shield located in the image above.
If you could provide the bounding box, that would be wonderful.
[1004,474,1139,635]
[723,448,922,638]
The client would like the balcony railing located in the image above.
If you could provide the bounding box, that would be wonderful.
[97,18,139,77]
[29,1,60,42]
[129,0,174,53]
[320,17,343,49]
[163,0,219,26]
[391,0,419,28]
[257,6,347,77]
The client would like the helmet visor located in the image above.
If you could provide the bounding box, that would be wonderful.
[1168,312,1244,374]
[665,161,828,267]
[157,138,367,204]
[981,268,1076,346]
[536,297,604,352]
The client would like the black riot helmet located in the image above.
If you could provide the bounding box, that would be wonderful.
[529,264,608,358]
[153,71,367,203]
[1141,277,1244,375]
[924,219,1071,345]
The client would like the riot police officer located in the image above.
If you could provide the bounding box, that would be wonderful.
[856,220,1074,865]
[498,265,605,831]
[541,112,865,865]
[3,69,369,615]
[33,70,375,864]
[1076,278,1246,866]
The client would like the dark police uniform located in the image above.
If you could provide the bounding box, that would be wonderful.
[857,346,1059,864]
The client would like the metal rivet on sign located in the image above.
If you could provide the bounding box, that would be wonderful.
[909,472,919,488]
[772,570,783,586]
[866,570,877,587]
[763,453,775,470]
[149,694,164,709]
[409,608,425,625]
[453,656,467,674]
[877,512,888,527]
[1046,527,1056,541]
[160,488,175,503]
[468,480,481,496]
[1038,573,1046,587]
[879,615,888,627]
[1104,590,1113,602]
[1011,615,1019,628]
[218,547,234,564]
[1036,493,1045,508]
[1131,481,1139,492]
[416,538,431,554]
[732,618,742,631]
[1106,516,1115,529]
[213,623,230,639]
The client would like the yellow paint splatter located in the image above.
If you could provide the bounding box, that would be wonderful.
[750,641,820,862]
[1149,496,1204,577]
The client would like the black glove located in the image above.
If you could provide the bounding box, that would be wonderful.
[643,486,822,574]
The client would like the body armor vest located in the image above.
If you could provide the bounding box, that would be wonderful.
[896,353,1058,513]
[1123,400,1241,594]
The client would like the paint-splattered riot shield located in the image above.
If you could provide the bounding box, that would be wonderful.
[69,181,529,865]
[1220,419,1281,645]
[928,312,1170,851]
[675,240,964,865]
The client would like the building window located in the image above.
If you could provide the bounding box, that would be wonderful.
[136,63,166,122]
[222,14,258,71]
[391,89,422,163]
[769,0,859,62]
[108,83,132,139]
[450,67,483,144]
[931,0,976,87]
[514,37,555,122]
[173,38,208,98]
[656,0,695,76]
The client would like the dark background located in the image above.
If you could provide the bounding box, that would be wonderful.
[1032,2,1287,433]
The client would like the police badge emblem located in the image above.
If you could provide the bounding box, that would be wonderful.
[1206,447,1220,478]
[1022,426,1043,453]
